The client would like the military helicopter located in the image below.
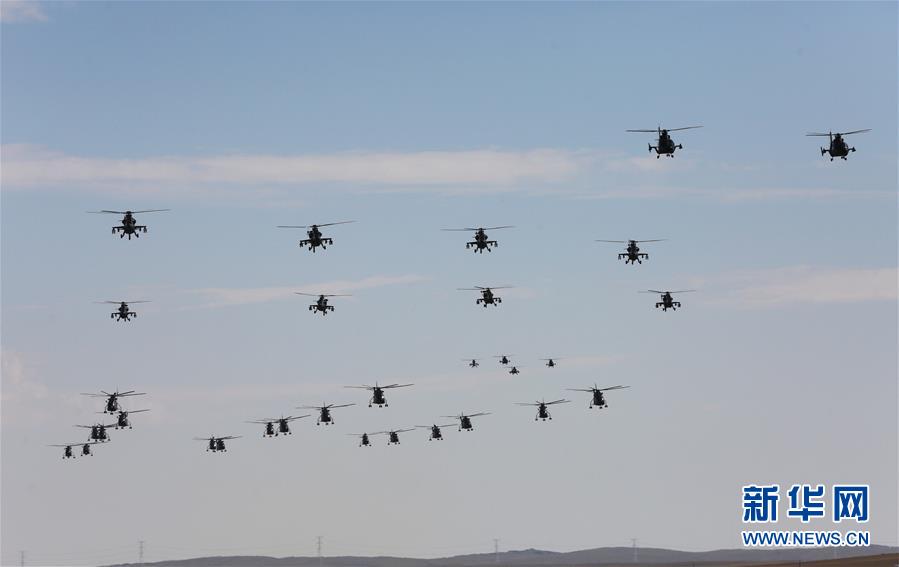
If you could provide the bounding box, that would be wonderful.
[374,428,414,445]
[349,432,373,447]
[74,423,116,442]
[566,384,630,409]
[81,389,146,413]
[806,129,871,160]
[458,286,512,307]
[416,423,455,441]
[344,382,413,407]
[88,209,170,239]
[277,221,355,252]
[441,226,514,253]
[541,358,559,368]
[463,358,480,368]
[246,415,310,437]
[596,239,666,265]
[295,292,350,315]
[441,412,490,432]
[95,300,150,322]
[195,435,241,452]
[105,409,150,429]
[641,289,695,311]
[494,355,513,366]
[515,399,570,421]
[50,441,102,459]
[626,125,702,158]
[297,403,355,425]
[508,366,521,375]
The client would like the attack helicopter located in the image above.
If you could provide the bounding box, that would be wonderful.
[596,239,665,265]
[494,355,513,366]
[458,286,512,307]
[566,385,630,409]
[626,125,702,158]
[806,129,871,160]
[541,358,559,368]
[246,415,310,437]
[295,292,350,315]
[463,358,480,368]
[50,441,102,459]
[81,389,146,413]
[508,366,521,375]
[95,300,150,322]
[344,382,413,407]
[105,409,150,429]
[297,403,355,425]
[416,423,455,441]
[441,412,490,432]
[195,435,241,452]
[349,432,373,447]
[277,221,355,252]
[642,289,695,311]
[88,209,170,239]
[515,399,570,421]
[374,428,414,445]
[441,226,514,253]
[74,423,116,442]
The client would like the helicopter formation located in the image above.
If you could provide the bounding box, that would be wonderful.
[50,390,151,458]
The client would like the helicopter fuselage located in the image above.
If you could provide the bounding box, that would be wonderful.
[476,289,501,307]
[299,226,333,252]
[467,229,498,253]
[655,292,681,311]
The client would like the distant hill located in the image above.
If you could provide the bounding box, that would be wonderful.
[104,545,899,567]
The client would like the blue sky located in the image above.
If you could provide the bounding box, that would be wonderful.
[1,2,896,565]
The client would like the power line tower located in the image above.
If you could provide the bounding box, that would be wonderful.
[493,538,499,563]
[19,550,24,567]
[139,540,145,565]
[631,539,638,564]
[317,535,323,567]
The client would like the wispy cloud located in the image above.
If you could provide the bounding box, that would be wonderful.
[574,185,894,202]
[187,274,429,308]
[0,0,46,23]
[693,266,898,307]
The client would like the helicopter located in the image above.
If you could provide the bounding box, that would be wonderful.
[74,423,116,442]
[345,382,413,407]
[295,292,350,315]
[441,412,490,432]
[297,403,355,425]
[50,441,102,459]
[441,226,514,253]
[195,435,241,452]
[626,125,702,158]
[494,355,513,366]
[374,428,414,445]
[95,300,150,322]
[277,221,355,252]
[515,399,570,421]
[642,289,695,311]
[349,432,373,447]
[541,358,559,368]
[81,389,146,413]
[463,358,480,368]
[566,385,630,409]
[88,209,170,239]
[246,415,310,437]
[105,409,150,429]
[508,366,521,375]
[416,423,455,441]
[596,239,666,265]
[806,129,871,160]
[458,286,512,307]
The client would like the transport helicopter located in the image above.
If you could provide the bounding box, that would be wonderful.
[441,226,513,253]
[596,239,665,265]
[88,209,170,239]
[458,286,512,307]
[74,423,116,442]
[374,428,414,445]
[806,129,871,160]
[104,409,150,429]
[494,355,513,366]
[416,423,455,441]
[95,300,150,322]
[81,389,146,413]
[541,358,559,368]
[344,382,413,407]
[295,292,350,315]
[441,412,490,432]
[349,432,373,447]
[246,415,310,437]
[297,403,355,425]
[195,435,241,452]
[515,399,570,421]
[463,358,480,368]
[50,441,102,459]
[626,125,702,158]
[566,384,630,409]
[277,221,355,252]
[641,289,695,311]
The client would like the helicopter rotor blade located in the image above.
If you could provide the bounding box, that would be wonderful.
[669,290,697,294]
[315,221,356,227]
[625,129,658,133]
[599,385,631,392]
[481,226,514,230]
[840,129,872,136]
[467,412,491,418]
[545,399,571,405]
[381,383,413,389]
[805,132,832,137]
[666,125,703,132]
[130,209,171,214]
[87,210,129,214]
[514,402,539,406]
[566,388,595,392]
[595,240,627,243]
[635,239,666,243]
[326,403,355,409]
[218,436,242,440]
[641,290,666,294]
